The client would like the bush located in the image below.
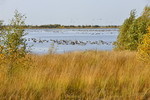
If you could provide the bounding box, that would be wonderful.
[0,10,29,74]
[114,10,136,50]
[115,6,150,51]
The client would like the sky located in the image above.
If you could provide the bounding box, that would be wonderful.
[0,0,149,25]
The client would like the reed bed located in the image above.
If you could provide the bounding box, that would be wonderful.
[0,51,149,100]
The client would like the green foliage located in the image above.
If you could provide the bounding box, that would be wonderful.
[114,10,136,50]
[0,10,28,58]
[0,10,29,73]
[115,6,150,51]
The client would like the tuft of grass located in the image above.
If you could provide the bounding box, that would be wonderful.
[0,50,150,100]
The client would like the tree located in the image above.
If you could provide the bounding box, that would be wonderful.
[127,7,150,50]
[0,10,28,73]
[114,6,150,51]
[2,10,27,57]
[114,10,136,50]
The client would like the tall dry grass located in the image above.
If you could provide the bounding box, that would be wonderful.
[0,51,150,100]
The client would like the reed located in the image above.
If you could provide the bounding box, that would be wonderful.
[0,51,149,100]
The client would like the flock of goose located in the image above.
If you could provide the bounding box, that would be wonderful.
[25,38,112,46]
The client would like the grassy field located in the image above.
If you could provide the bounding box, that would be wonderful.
[0,51,150,100]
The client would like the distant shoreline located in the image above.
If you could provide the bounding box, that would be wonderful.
[1,25,120,29]
[24,25,120,29]
[25,27,120,29]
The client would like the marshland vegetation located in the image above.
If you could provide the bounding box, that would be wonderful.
[0,6,150,100]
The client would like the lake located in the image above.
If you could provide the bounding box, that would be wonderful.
[24,28,119,54]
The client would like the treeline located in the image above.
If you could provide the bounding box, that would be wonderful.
[1,24,119,29]
[36,24,119,29]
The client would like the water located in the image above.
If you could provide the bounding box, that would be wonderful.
[24,28,119,54]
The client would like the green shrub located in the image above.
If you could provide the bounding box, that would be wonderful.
[0,10,29,73]
[115,6,150,51]
[114,10,136,50]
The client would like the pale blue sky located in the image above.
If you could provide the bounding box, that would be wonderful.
[0,0,149,25]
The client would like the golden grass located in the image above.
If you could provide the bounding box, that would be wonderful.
[0,50,150,100]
